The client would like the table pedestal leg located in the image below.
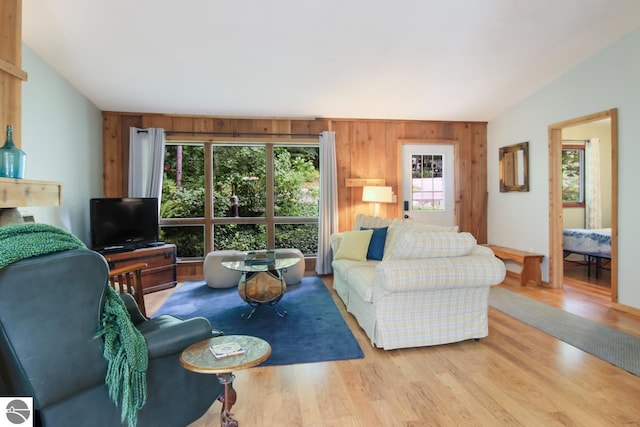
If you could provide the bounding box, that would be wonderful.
[217,372,238,427]
[238,270,288,319]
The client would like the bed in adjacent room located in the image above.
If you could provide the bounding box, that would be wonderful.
[562,228,611,277]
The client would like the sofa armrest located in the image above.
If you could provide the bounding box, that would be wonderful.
[471,245,495,256]
[329,233,344,256]
[374,255,506,294]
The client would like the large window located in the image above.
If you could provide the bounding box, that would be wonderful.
[562,146,585,207]
[160,141,319,258]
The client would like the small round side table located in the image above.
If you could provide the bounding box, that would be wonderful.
[180,335,271,427]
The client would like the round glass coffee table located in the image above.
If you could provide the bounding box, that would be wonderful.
[180,335,271,427]
[221,252,300,319]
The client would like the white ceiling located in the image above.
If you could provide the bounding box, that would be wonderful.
[21,0,640,122]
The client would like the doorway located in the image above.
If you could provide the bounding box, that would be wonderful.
[548,109,618,301]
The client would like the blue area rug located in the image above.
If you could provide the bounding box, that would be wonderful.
[153,276,364,367]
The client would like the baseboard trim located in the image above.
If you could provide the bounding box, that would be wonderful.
[612,302,640,317]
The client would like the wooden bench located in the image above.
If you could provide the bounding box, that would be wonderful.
[486,244,544,286]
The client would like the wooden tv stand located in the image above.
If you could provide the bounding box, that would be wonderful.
[103,244,177,294]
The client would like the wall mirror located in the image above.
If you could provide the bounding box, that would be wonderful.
[499,141,529,192]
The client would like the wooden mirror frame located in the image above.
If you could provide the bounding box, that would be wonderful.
[499,141,529,192]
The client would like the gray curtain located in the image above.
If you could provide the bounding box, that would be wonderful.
[128,127,165,205]
[585,137,602,229]
[316,131,339,275]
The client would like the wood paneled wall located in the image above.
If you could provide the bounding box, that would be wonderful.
[331,119,488,242]
[102,112,488,243]
[1,0,24,147]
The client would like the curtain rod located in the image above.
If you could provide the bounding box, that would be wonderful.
[165,131,321,138]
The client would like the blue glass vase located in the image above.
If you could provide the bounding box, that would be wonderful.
[0,125,26,179]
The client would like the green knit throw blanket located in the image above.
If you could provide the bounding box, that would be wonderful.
[95,286,148,427]
[0,223,148,427]
[0,222,86,269]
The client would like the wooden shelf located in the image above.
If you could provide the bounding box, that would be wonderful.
[0,177,62,208]
[345,178,386,187]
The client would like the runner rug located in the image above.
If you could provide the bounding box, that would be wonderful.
[153,276,364,367]
[489,287,640,377]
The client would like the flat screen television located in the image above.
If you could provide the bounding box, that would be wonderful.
[90,197,159,252]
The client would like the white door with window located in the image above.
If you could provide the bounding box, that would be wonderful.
[401,144,455,226]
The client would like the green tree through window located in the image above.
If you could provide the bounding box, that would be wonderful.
[562,147,585,204]
[160,142,319,258]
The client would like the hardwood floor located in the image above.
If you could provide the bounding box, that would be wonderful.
[144,275,640,426]
[564,259,611,289]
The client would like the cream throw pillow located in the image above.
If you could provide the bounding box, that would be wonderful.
[333,229,374,261]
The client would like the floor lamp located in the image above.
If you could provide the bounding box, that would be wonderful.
[362,186,393,217]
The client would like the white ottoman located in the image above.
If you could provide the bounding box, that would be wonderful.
[274,248,305,285]
[203,250,246,288]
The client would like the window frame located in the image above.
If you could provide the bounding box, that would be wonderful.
[561,144,586,208]
[410,153,445,211]
[160,137,319,258]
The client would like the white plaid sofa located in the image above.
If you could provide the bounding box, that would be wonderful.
[331,215,506,350]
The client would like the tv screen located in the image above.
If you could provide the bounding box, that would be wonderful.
[90,197,159,251]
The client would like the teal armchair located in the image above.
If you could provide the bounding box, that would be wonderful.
[0,248,223,426]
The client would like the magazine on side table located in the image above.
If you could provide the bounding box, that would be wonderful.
[209,341,246,359]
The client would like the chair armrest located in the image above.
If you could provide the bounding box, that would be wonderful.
[108,262,148,277]
[142,316,216,359]
[119,292,147,324]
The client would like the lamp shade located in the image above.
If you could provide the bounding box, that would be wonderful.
[362,186,393,203]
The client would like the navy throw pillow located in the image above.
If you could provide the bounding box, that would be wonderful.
[360,226,388,261]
